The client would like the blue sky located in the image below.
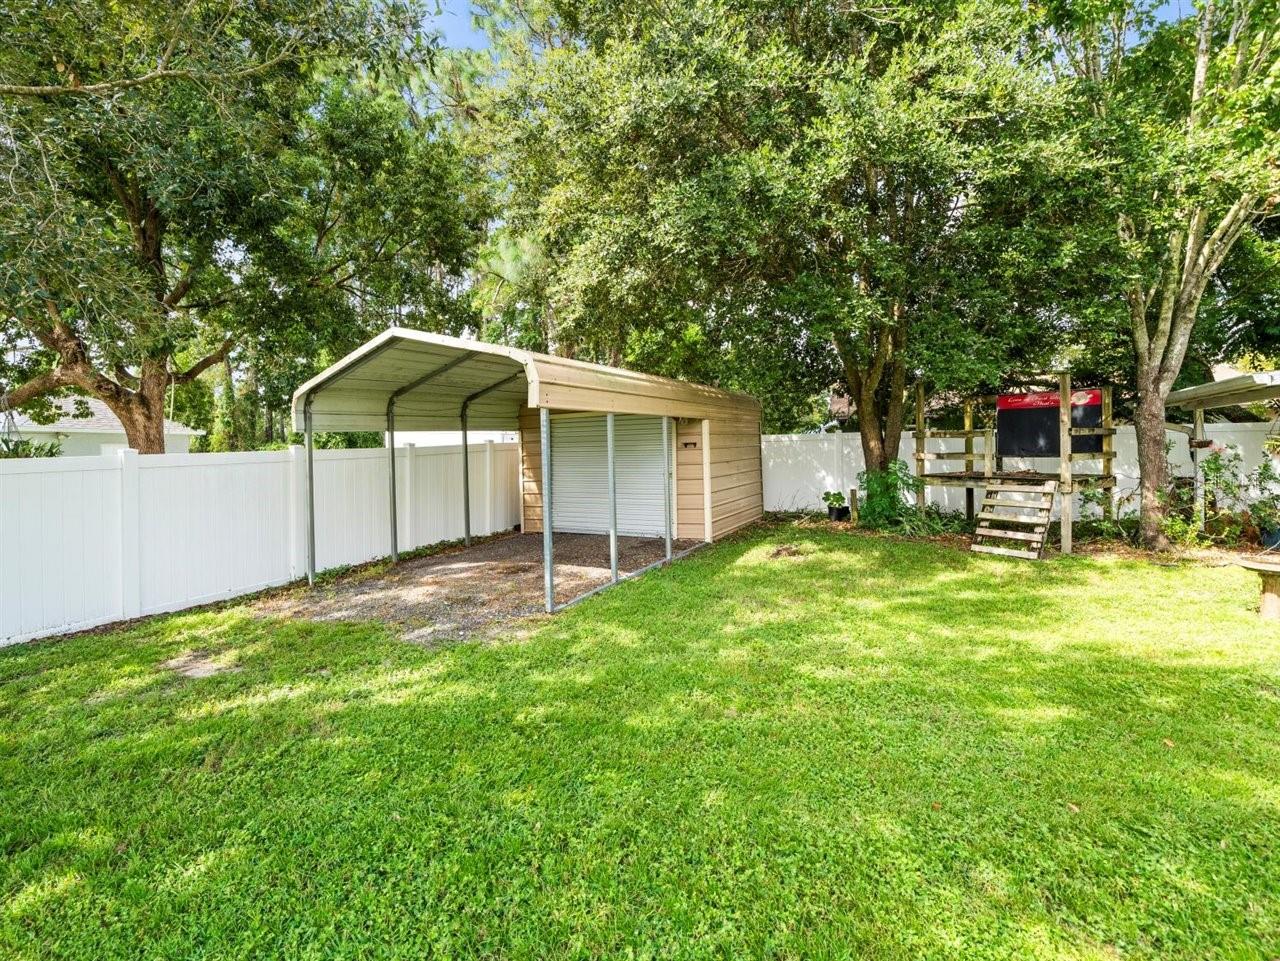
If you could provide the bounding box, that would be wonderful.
[432,0,489,50]
[431,0,1194,51]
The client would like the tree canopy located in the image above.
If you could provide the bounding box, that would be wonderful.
[0,0,484,451]
[464,1,1093,449]
[2,0,1277,554]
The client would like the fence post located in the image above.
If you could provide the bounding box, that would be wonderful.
[288,445,306,578]
[118,448,141,619]
[832,431,844,503]
[401,442,417,547]
[485,440,495,534]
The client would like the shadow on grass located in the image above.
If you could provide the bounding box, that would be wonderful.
[1,523,1278,959]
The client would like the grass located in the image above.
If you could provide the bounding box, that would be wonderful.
[2,522,1279,960]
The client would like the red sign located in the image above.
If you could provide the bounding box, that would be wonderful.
[997,389,1101,411]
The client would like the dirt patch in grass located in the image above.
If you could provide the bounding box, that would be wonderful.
[769,543,816,559]
[162,651,235,679]
[253,532,699,644]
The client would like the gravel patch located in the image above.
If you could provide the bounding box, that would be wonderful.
[254,532,699,644]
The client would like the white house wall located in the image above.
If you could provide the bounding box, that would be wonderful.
[18,429,195,456]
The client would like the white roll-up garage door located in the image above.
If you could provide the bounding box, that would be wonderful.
[550,413,668,537]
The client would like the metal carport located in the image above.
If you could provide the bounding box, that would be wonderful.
[291,329,762,612]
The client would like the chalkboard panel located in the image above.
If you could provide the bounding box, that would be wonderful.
[996,390,1102,458]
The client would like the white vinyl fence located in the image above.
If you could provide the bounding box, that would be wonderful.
[763,423,1275,516]
[4,424,1273,647]
[0,443,520,646]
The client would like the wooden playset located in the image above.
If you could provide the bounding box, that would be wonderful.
[913,373,1117,560]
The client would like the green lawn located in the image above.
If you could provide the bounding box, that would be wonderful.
[3,524,1279,960]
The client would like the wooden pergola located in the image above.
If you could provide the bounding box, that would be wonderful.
[1167,370,1280,527]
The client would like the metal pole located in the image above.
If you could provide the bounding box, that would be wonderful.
[662,415,672,561]
[540,407,554,613]
[457,371,520,551]
[1059,372,1073,555]
[1193,407,1206,530]
[304,397,316,586]
[387,401,398,563]
[461,406,471,547]
[607,412,618,583]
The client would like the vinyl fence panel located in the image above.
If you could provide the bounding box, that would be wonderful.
[1,442,521,646]
[0,455,122,641]
[763,424,1277,518]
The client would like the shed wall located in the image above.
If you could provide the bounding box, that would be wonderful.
[708,412,764,539]
[675,418,707,540]
[519,406,761,542]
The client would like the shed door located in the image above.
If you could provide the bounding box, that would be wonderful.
[550,413,667,537]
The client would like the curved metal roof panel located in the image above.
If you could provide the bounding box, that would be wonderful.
[291,329,758,432]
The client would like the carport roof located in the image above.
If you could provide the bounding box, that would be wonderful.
[291,328,759,432]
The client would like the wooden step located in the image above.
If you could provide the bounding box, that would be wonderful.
[984,481,1057,493]
[972,543,1042,560]
[982,497,1052,510]
[977,512,1045,526]
[976,525,1043,543]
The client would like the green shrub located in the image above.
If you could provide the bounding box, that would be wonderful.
[0,436,61,458]
[857,460,973,536]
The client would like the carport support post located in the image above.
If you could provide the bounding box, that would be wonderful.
[663,415,673,561]
[607,413,618,582]
[540,407,554,613]
[304,398,316,586]
[387,401,398,563]
[461,406,471,547]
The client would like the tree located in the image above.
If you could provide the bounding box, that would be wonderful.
[215,77,487,448]
[472,0,1070,450]
[1046,0,1280,547]
[0,0,446,452]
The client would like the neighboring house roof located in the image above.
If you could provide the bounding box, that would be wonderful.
[10,397,203,436]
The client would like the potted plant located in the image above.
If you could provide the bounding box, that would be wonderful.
[822,490,851,522]
[1251,497,1280,549]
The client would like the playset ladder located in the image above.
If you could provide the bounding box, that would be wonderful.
[970,479,1058,560]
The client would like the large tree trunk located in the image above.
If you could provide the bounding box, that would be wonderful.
[1124,218,1235,548]
[1131,380,1171,551]
[111,360,170,453]
[835,319,908,475]
[106,386,168,453]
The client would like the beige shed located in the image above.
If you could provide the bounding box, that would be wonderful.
[291,329,762,611]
